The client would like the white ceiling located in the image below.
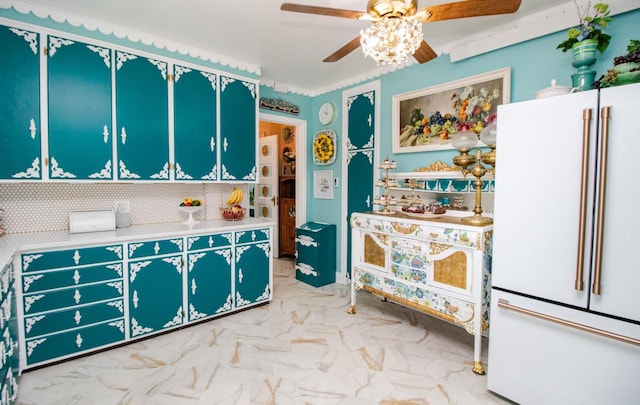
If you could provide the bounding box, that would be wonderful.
[4,1,637,94]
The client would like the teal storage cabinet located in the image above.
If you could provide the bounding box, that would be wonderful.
[295,222,336,287]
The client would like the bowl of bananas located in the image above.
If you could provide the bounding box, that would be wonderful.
[221,187,246,221]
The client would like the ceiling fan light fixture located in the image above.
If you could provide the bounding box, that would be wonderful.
[360,17,422,65]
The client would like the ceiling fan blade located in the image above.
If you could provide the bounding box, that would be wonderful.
[413,40,437,64]
[415,0,521,22]
[323,36,362,63]
[280,3,369,20]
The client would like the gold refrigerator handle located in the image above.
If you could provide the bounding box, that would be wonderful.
[592,106,611,296]
[498,299,640,346]
[575,109,593,291]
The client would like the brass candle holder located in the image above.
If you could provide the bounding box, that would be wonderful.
[451,123,496,226]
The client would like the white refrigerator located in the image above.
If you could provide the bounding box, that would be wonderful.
[487,82,640,404]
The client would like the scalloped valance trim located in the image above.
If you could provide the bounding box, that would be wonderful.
[0,0,261,77]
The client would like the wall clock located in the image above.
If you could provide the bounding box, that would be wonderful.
[318,102,335,125]
[313,129,337,165]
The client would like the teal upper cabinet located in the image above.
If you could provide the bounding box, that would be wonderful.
[347,90,376,149]
[47,36,113,180]
[219,75,257,181]
[0,24,41,180]
[115,51,170,180]
[173,65,218,181]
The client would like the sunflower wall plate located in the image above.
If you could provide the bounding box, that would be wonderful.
[313,129,337,165]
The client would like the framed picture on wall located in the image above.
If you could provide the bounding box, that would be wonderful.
[313,170,334,199]
[392,67,510,153]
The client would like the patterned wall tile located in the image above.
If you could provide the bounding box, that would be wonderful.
[0,183,248,234]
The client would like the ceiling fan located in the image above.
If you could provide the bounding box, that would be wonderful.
[281,0,522,64]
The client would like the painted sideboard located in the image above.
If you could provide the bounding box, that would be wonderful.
[349,211,492,374]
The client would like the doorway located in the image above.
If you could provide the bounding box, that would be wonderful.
[258,113,307,258]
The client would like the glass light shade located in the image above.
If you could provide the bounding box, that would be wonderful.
[360,18,422,65]
[450,130,478,151]
[479,122,497,147]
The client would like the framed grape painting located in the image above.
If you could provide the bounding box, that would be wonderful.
[392,67,510,153]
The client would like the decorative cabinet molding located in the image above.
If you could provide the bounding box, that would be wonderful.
[349,212,492,375]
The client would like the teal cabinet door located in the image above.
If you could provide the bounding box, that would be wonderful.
[0,24,41,180]
[346,88,377,278]
[187,248,232,321]
[115,51,170,180]
[128,254,183,338]
[47,36,113,180]
[219,75,257,181]
[174,65,218,181]
[235,241,271,308]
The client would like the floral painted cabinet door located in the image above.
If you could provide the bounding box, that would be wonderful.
[47,36,113,180]
[173,65,218,181]
[219,75,258,181]
[0,24,41,180]
[115,51,170,181]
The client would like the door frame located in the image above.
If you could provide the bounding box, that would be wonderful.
[258,113,307,231]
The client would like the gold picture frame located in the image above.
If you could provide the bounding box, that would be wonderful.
[392,67,510,153]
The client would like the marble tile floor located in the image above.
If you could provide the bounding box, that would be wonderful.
[17,258,513,405]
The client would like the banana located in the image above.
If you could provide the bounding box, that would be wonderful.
[226,188,244,206]
[234,188,244,205]
[226,189,238,206]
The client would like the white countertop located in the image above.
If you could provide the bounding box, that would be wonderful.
[0,217,276,268]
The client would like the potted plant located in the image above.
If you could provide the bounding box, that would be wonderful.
[557,2,612,53]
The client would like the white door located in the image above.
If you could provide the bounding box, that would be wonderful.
[257,135,279,257]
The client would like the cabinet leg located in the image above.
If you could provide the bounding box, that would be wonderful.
[348,305,356,314]
[472,361,485,375]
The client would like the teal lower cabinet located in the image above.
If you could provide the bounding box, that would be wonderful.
[19,245,125,369]
[295,222,336,287]
[186,233,233,321]
[128,254,184,338]
[234,229,272,308]
[1,261,19,404]
[15,224,273,371]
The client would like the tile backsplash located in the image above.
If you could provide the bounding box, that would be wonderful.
[0,183,248,234]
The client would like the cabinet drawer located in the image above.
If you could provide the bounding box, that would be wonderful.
[24,299,124,338]
[186,233,232,251]
[23,281,123,315]
[127,238,183,259]
[353,268,479,334]
[21,244,123,272]
[22,262,123,293]
[24,319,125,366]
[235,228,270,245]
